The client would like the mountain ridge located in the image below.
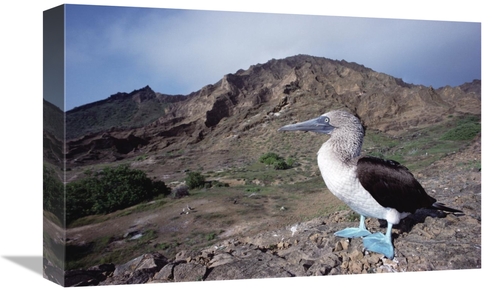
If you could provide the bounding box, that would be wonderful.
[45,55,480,172]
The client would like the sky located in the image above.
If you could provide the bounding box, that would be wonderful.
[0,1,497,291]
[55,4,482,111]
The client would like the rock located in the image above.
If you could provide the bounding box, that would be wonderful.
[152,264,174,282]
[307,263,332,276]
[175,250,188,262]
[366,253,382,265]
[340,238,350,250]
[348,260,363,274]
[209,252,236,268]
[333,239,351,252]
[204,251,292,281]
[100,252,168,285]
[64,263,114,287]
[348,249,364,261]
[173,263,207,282]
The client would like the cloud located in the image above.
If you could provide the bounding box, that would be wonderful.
[64,6,480,110]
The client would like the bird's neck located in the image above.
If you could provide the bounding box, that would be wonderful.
[321,129,364,163]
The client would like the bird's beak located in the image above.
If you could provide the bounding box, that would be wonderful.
[278,116,334,135]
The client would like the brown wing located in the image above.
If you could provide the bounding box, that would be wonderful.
[356,156,436,213]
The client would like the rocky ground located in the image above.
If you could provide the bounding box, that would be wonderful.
[44,135,481,286]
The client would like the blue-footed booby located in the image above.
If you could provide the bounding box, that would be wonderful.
[278,110,462,259]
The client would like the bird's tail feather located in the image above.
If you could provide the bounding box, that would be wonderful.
[432,202,463,213]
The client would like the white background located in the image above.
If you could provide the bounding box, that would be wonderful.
[0,1,495,290]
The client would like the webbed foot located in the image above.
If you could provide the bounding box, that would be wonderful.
[334,227,371,238]
[362,232,394,259]
[334,214,371,238]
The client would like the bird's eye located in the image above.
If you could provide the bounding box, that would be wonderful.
[324,117,330,123]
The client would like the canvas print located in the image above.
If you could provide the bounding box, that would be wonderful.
[43,4,481,287]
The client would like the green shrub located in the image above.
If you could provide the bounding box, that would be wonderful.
[185,171,206,189]
[258,152,294,170]
[66,164,170,224]
[285,157,296,167]
[273,159,289,170]
[259,152,282,165]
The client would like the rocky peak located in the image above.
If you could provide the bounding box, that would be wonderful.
[129,85,157,103]
[63,55,480,168]
[458,79,481,96]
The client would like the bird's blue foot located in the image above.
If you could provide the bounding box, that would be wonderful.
[334,215,371,238]
[362,232,394,259]
[334,227,371,238]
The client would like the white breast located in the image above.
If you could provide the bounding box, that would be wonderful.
[317,143,402,224]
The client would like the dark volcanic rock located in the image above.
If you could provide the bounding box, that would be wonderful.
[64,263,115,287]
[100,252,169,285]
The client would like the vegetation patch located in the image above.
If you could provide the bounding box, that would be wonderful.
[185,171,206,189]
[259,152,295,170]
[65,164,170,225]
[441,115,481,141]
[361,114,480,171]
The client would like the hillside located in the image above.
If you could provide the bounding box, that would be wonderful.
[45,135,482,286]
[60,55,480,183]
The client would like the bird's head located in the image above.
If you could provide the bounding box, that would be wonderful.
[278,110,365,161]
[278,110,363,136]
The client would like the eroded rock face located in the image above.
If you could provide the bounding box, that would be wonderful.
[62,55,480,168]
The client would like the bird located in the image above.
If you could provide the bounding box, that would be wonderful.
[278,110,462,259]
